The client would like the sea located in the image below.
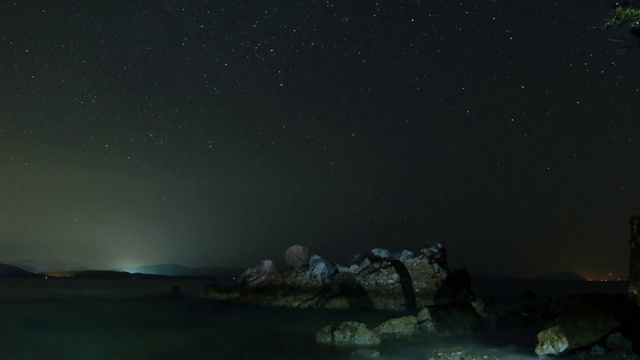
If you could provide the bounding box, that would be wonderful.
[0,277,630,360]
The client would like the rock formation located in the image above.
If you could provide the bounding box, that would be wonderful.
[630,214,640,306]
[204,243,473,311]
[534,301,620,356]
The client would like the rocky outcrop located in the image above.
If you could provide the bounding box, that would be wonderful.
[205,243,471,311]
[316,321,381,346]
[534,301,620,356]
[630,215,640,306]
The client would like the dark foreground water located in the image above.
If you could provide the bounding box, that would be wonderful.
[0,278,628,360]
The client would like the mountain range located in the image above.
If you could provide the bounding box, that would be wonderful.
[0,262,244,279]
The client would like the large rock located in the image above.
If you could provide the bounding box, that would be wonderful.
[205,243,471,311]
[630,215,640,306]
[374,315,418,338]
[316,321,381,346]
[534,301,620,356]
[284,245,309,271]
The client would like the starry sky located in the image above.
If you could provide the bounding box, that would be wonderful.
[1,1,638,278]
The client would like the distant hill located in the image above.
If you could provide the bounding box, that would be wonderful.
[74,270,169,279]
[0,263,43,278]
[533,271,588,282]
[117,264,244,278]
[8,259,87,273]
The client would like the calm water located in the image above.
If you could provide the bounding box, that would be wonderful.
[0,278,627,360]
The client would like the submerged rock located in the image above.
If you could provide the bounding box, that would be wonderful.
[316,321,381,346]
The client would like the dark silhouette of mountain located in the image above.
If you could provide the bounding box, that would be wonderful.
[117,264,243,278]
[0,263,43,278]
[73,270,168,279]
[8,259,87,273]
[533,271,588,282]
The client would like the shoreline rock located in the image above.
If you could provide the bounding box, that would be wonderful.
[205,243,474,311]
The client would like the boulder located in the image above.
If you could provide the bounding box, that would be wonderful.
[630,215,640,306]
[374,315,418,338]
[284,245,309,271]
[534,301,620,356]
[308,255,336,278]
[316,321,381,346]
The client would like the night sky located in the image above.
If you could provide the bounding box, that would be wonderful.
[1,1,638,278]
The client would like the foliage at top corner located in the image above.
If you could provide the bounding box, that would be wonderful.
[605,4,640,30]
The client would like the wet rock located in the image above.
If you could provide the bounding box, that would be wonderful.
[374,315,418,338]
[535,301,620,356]
[429,346,498,360]
[629,214,640,306]
[284,245,310,271]
[350,349,380,358]
[316,321,381,346]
